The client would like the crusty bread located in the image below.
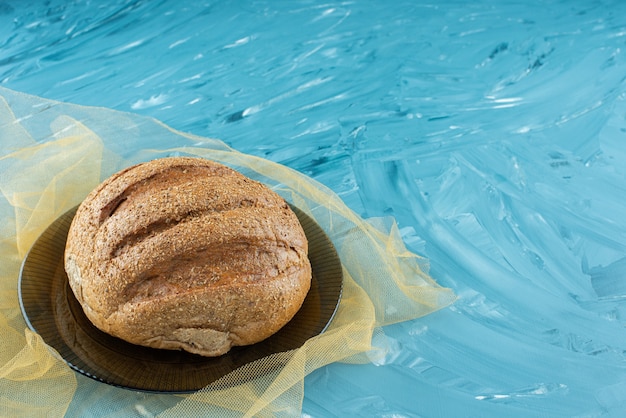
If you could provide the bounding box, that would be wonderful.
[64,157,311,357]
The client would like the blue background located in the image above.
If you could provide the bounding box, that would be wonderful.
[2,1,626,416]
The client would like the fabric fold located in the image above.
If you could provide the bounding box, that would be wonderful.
[0,87,455,417]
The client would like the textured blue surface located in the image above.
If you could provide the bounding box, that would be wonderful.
[2,0,626,416]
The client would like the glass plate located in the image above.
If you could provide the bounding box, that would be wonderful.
[18,205,342,393]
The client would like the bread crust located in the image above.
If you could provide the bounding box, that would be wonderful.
[64,157,311,357]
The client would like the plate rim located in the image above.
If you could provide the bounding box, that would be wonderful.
[18,203,342,393]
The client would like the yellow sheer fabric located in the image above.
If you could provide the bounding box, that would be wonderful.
[0,87,455,417]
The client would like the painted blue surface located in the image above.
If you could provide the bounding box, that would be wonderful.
[2,0,626,416]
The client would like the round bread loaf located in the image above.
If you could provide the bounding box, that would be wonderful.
[64,156,311,357]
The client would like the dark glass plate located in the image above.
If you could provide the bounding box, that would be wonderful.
[18,205,342,393]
